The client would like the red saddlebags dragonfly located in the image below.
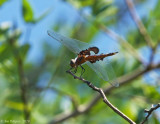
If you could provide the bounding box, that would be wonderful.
[47,30,119,87]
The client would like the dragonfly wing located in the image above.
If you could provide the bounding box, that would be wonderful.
[47,30,89,54]
[87,59,119,87]
[48,30,118,87]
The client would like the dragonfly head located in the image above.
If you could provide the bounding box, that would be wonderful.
[70,59,76,68]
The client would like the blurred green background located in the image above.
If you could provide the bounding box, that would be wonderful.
[0,0,160,124]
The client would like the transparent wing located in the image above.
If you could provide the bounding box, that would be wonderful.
[48,30,118,87]
[87,59,119,87]
[47,30,88,54]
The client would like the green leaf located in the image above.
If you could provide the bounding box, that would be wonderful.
[143,85,160,101]
[0,43,13,63]
[67,0,93,7]
[33,8,52,23]
[96,4,111,15]
[127,29,145,48]
[22,0,34,22]
[5,101,24,111]
[92,0,114,16]
[0,0,9,6]
[151,0,160,19]
[79,0,93,7]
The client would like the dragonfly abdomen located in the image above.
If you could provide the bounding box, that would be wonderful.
[85,52,118,63]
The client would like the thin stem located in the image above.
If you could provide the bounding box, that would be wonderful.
[17,57,30,121]
[141,103,160,124]
[125,0,154,48]
[66,70,136,124]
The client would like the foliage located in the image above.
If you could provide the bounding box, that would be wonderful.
[0,0,9,6]
[0,0,160,124]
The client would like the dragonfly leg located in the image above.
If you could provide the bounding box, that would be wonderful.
[67,67,77,74]
[80,65,85,78]
[67,67,72,72]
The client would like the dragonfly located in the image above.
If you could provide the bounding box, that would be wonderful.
[47,30,119,87]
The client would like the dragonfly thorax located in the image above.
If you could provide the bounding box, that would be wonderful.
[70,59,76,68]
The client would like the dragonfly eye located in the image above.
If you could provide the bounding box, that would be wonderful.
[70,59,76,68]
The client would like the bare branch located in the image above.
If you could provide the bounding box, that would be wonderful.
[66,70,136,124]
[125,0,154,48]
[49,63,160,124]
[141,103,160,124]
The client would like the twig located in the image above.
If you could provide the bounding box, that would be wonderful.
[148,44,159,66]
[125,0,154,48]
[49,63,160,124]
[17,57,30,121]
[65,70,136,124]
[8,25,30,121]
[141,103,160,124]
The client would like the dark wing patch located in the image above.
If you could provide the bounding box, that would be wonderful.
[79,47,99,56]
[88,47,99,54]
